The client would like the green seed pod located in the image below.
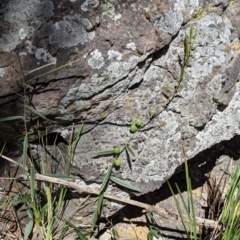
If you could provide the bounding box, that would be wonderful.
[130,124,137,133]
[113,147,121,155]
[135,118,143,128]
[149,109,156,117]
[114,159,121,167]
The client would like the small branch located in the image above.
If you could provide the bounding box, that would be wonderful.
[1,155,222,230]
[27,173,221,230]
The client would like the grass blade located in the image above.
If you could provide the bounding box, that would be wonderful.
[97,193,104,215]
[65,220,88,240]
[99,165,112,193]
[30,166,36,202]
[112,228,120,240]
[55,188,67,215]
[110,176,141,192]
[70,123,84,157]
[58,226,69,240]
[126,145,135,157]
[22,135,29,168]
[59,226,69,240]
[167,180,191,239]
[26,105,47,120]
[10,194,31,207]
[91,165,113,233]
[24,219,34,240]
[24,208,34,240]
[0,116,24,122]
[27,208,33,219]
[91,192,104,232]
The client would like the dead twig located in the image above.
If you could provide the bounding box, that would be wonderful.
[1,154,223,230]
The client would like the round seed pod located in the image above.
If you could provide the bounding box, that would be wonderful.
[113,146,121,155]
[130,124,137,133]
[114,159,121,167]
[135,118,143,128]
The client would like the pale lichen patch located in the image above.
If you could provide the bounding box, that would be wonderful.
[35,48,56,63]
[126,42,137,51]
[0,68,5,78]
[107,50,122,60]
[88,50,105,69]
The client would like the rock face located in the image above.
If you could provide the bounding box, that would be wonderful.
[1,0,240,216]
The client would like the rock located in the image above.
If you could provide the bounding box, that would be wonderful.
[0,0,240,222]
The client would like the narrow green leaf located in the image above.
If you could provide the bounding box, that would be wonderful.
[184,34,189,57]
[147,232,153,240]
[55,189,67,214]
[24,219,34,240]
[10,194,31,207]
[40,203,48,218]
[167,181,191,239]
[70,123,84,156]
[97,193,104,215]
[146,212,155,224]
[175,183,192,221]
[65,220,88,240]
[59,226,69,240]
[94,150,114,157]
[110,176,141,192]
[22,135,29,168]
[27,208,33,219]
[149,228,161,238]
[25,105,47,120]
[30,166,36,202]
[126,145,135,157]
[90,192,104,232]
[112,228,120,239]
[0,116,24,122]
[99,165,112,193]
[91,211,98,233]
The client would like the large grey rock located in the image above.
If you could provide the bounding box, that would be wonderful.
[0,0,240,218]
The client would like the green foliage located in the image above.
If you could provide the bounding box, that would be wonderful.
[64,220,88,240]
[110,176,141,192]
[126,145,135,157]
[146,212,161,240]
[22,134,29,169]
[220,161,240,240]
[167,160,200,240]
[180,24,197,81]
[25,105,48,120]
[24,208,34,240]
[111,227,120,240]
[94,149,115,157]
[0,116,24,122]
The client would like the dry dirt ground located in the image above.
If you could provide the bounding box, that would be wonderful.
[0,136,240,240]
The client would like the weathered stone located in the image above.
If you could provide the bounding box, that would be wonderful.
[0,0,240,221]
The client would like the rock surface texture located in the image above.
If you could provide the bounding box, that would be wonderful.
[1,0,240,218]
